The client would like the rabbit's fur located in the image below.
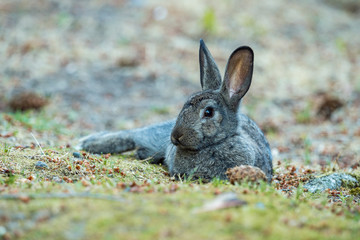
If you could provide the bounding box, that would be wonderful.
[80,40,273,181]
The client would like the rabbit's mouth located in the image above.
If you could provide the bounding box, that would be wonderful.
[171,136,200,151]
[174,133,237,152]
[176,144,200,152]
[170,137,199,152]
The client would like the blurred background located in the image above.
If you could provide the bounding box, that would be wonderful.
[0,0,359,167]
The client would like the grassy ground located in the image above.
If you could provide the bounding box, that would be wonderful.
[1,110,360,240]
[1,0,360,239]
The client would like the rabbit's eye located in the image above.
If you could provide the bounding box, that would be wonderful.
[203,107,214,118]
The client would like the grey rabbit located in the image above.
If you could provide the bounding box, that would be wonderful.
[80,40,273,181]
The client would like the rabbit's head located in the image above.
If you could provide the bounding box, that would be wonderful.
[171,40,253,151]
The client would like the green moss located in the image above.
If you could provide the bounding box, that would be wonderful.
[349,172,360,182]
[341,178,360,189]
[341,172,360,189]
[349,187,360,196]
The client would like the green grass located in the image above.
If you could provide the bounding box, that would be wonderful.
[202,7,217,34]
[4,188,358,240]
[149,106,171,115]
[303,137,312,165]
[0,110,359,239]
[295,104,312,124]
[0,145,359,240]
[1,110,68,134]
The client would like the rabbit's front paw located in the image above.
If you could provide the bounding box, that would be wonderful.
[77,132,109,153]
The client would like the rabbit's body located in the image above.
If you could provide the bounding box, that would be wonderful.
[80,40,273,181]
[165,90,272,180]
[167,115,272,180]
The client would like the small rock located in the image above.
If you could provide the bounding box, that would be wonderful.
[194,192,247,213]
[13,212,25,221]
[33,210,52,222]
[226,165,267,184]
[304,173,359,193]
[73,152,81,158]
[35,161,48,169]
[0,226,7,236]
[52,176,63,183]
[255,202,266,210]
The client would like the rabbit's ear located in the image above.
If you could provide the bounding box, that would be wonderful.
[199,39,222,90]
[220,46,253,110]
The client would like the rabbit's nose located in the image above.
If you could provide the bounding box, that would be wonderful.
[171,129,184,146]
